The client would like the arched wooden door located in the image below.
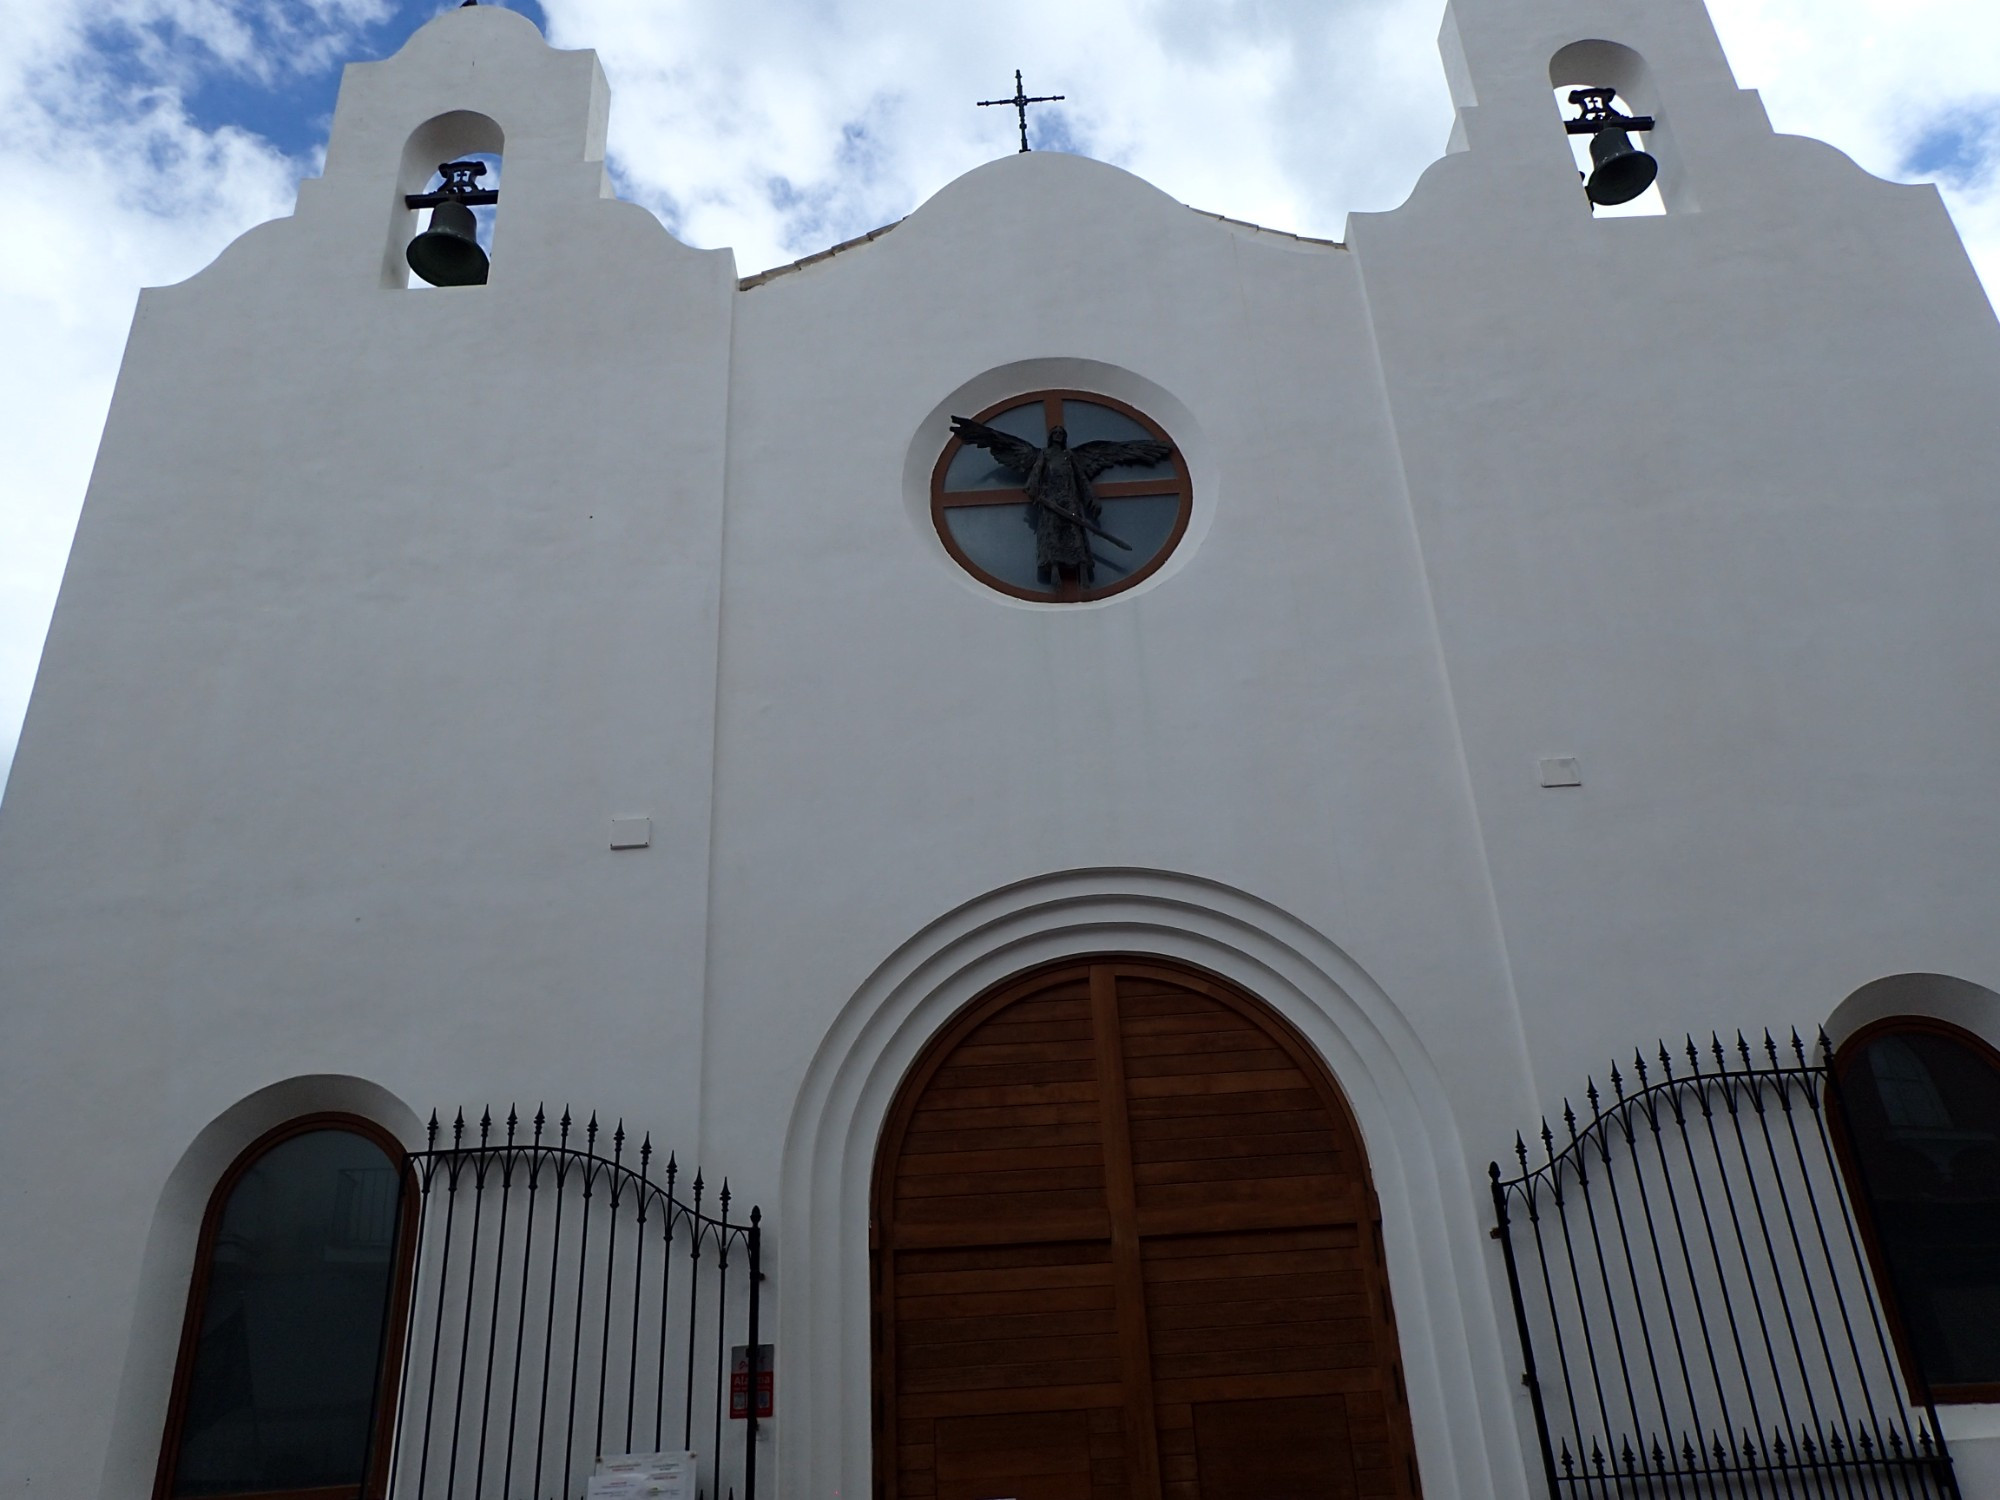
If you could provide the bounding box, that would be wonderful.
[872,958,1421,1500]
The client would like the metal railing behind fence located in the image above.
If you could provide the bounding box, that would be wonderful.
[379,1107,762,1500]
[1490,1032,1957,1500]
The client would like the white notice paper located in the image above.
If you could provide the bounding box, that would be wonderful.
[585,1451,697,1500]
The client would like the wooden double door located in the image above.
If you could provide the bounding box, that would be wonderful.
[872,958,1421,1500]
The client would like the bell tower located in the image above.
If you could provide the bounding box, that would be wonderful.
[1345,0,2000,1122]
[1430,0,1771,217]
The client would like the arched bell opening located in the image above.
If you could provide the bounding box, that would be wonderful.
[1550,41,1676,218]
[386,110,505,289]
[869,955,1423,1500]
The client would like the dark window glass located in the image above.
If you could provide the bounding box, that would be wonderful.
[170,1128,403,1496]
[1839,1026,2000,1393]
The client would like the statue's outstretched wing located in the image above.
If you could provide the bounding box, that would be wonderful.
[1073,439,1173,480]
[950,416,1040,476]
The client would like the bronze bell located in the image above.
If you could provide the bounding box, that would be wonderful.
[406,198,489,286]
[1585,129,1660,207]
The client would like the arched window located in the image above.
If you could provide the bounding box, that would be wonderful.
[1835,1020,2000,1400]
[156,1116,412,1499]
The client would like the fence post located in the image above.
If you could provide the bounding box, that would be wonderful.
[744,1207,762,1500]
[1491,1161,1562,1500]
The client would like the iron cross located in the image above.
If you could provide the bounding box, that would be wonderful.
[978,70,1064,153]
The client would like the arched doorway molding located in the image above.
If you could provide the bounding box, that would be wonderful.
[98,1075,423,1500]
[1829,973,2000,1052]
[780,867,1532,1500]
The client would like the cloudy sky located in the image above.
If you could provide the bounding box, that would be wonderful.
[2,0,1997,790]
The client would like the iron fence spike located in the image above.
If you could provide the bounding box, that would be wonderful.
[452,1107,466,1147]
[426,1109,440,1147]
[479,1106,492,1144]
[1609,1062,1625,1100]
[751,1204,762,1226]
[1763,1028,1780,1068]
[1888,1429,1906,1457]
[1585,1078,1601,1117]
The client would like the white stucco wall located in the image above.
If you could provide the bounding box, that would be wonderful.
[1,0,1997,1495]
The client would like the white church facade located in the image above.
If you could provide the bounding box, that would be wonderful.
[5,0,2000,1495]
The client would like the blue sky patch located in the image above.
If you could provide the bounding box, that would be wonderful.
[1901,101,2000,189]
[87,1,550,165]
[1029,108,1089,158]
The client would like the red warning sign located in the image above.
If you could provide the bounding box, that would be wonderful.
[728,1343,774,1420]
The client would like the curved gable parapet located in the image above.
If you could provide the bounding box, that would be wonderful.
[738,149,1342,299]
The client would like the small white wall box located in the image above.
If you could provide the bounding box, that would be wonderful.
[1538,757,1583,788]
[610,817,652,849]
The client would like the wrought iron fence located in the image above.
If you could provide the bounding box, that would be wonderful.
[1490,1032,1958,1499]
[375,1107,763,1500]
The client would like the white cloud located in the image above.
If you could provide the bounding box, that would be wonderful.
[544,0,1453,275]
[1707,0,2000,293]
[0,0,387,790]
[2,0,1998,792]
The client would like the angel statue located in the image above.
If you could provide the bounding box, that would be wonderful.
[949,415,1174,585]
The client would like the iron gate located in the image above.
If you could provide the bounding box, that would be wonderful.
[374,1108,763,1500]
[1491,1032,1957,1499]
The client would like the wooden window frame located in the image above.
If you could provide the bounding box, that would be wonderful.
[152,1112,419,1500]
[930,389,1193,603]
[1831,1015,2000,1406]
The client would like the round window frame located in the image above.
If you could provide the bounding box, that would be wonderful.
[930,389,1193,603]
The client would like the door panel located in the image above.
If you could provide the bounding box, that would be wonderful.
[875,960,1420,1500]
